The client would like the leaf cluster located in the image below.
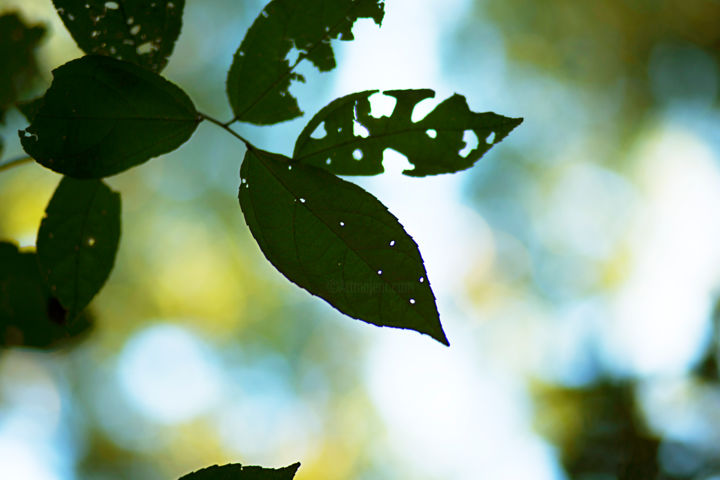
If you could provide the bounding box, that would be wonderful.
[0,0,522,475]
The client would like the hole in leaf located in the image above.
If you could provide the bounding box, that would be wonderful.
[409,298,416,305]
[287,165,292,170]
[353,119,370,138]
[339,221,345,227]
[325,158,332,165]
[419,276,424,283]
[127,16,134,24]
[310,121,326,139]
[168,1,176,7]
[352,149,363,160]
[130,24,141,35]
[299,198,306,203]
[426,129,437,138]
[105,1,119,9]
[68,13,75,20]
[136,42,155,55]
[381,148,412,175]
[377,270,383,275]
[459,130,478,158]
[389,240,395,247]
[485,131,496,144]
[368,92,396,119]
[410,96,441,122]
[287,46,301,65]
[87,237,96,247]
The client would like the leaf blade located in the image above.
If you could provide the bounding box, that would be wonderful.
[0,241,93,349]
[52,0,184,72]
[226,0,384,125]
[179,463,300,480]
[294,89,523,176]
[239,148,448,345]
[19,55,200,178]
[36,176,121,318]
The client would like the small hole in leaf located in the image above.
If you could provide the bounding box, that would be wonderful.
[168,1,175,7]
[130,24,141,35]
[409,298,416,305]
[325,158,332,165]
[105,1,119,9]
[368,92,396,119]
[353,149,363,160]
[136,42,154,55]
[91,30,100,38]
[68,13,75,20]
[85,3,90,8]
[459,130,478,158]
[485,131,496,144]
[419,276,424,283]
[87,237,96,247]
[127,16,134,24]
[299,198,306,203]
[389,240,395,247]
[339,221,345,227]
[310,122,326,139]
[426,129,437,138]
[353,119,370,138]
[288,165,292,170]
[377,270,383,275]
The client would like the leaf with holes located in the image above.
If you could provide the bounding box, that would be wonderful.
[239,148,448,345]
[19,55,200,178]
[294,89,523,176]
[37,176,121,319]
[226,0,384,125]
[179,462,300,480]
[0,241,93,349]
[0,12,45,123]
[52,0,184,73]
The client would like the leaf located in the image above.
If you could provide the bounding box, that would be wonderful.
[36,176,121,319]
[294,89,524,176]
[239,148,448,345]
[19,55,200,178]
[0,12,46,123]
[179,463,300,480]
[52,0,184,73]
[0,241,93,348]
[226,0,385,125]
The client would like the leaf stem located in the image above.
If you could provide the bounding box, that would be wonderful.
[199,112,254,149]
[0,155,34,173]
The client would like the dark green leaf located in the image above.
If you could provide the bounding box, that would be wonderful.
[53,0,184,73]
[239,148,448,345]
[179,462,300,480]
[0,13,45,123]
[0,241,93,348]
[226,0,385,125]
[37,176,121,318]
[294,89,523,176]
[19,55,200,178]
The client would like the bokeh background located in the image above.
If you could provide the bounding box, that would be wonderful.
[2,0,720,478]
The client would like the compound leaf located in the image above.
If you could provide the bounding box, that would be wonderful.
[294,89,523,176]
[239,148,448,345]
[0,241,93,349]
[179,463,300,480]
[20,55,200,178]
[0,12,45,123]
[53,0,184,73]
[37,176,121,319]
[226,0,385,125]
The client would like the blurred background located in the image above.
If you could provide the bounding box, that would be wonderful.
[2,0,720,478]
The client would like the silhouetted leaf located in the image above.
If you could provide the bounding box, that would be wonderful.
[53,0,184,73]
[0,12,45,123]
[0,241,93,348]
[226,0,384,125]
[179,462,300,480]
[294,89,523,176]
[239,148,448,345]
[20,55,200,178]
[37,177,121,319]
